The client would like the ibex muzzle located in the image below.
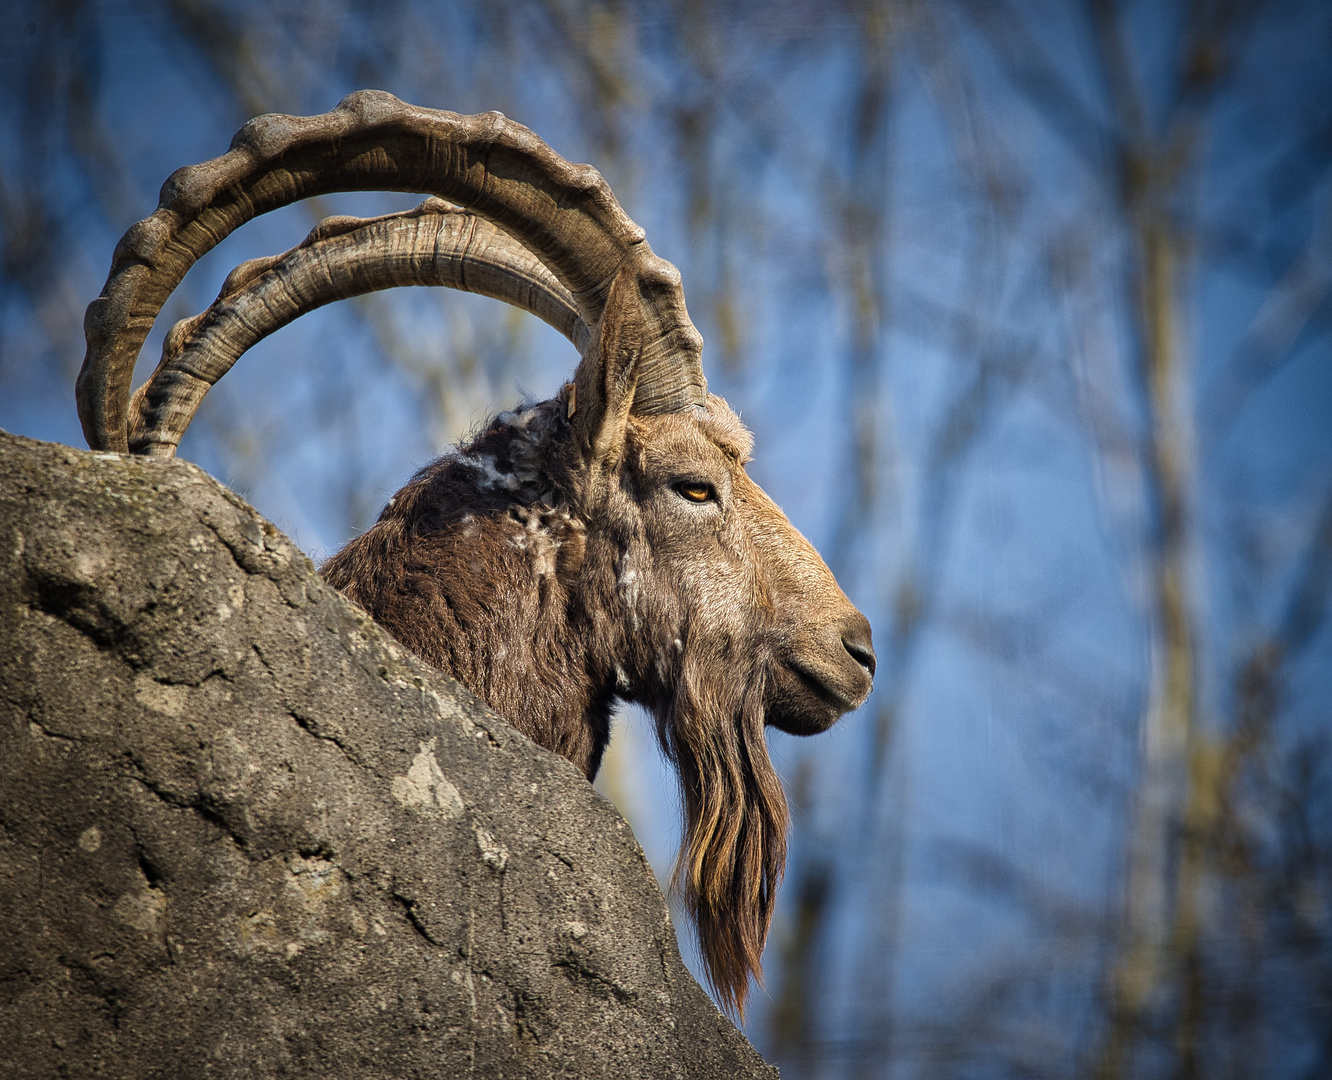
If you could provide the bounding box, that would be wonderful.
[76,91,874,1015]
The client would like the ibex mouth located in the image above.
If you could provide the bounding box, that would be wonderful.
[790,660,871,713]
[788,663,863,713]
[767,612,875,735]
[769,663,872,735]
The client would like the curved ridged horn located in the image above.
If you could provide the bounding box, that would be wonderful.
[128,198,592,458]
[77,90,705,454]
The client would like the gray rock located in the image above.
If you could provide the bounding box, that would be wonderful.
[0,431,777,1079]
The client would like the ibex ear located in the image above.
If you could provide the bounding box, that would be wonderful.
[571,262,649,469]
[570,251,707,469]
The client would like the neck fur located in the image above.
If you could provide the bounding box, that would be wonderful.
[321,400,618,777]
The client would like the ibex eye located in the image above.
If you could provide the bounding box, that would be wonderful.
[675,481,714,503]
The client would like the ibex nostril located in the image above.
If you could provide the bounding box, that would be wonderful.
[844,637,877,679]
[838,612,876,681]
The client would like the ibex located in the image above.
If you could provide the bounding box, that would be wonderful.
[76,91,875,1016]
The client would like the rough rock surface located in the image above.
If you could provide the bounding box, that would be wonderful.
[0,431,777,1079]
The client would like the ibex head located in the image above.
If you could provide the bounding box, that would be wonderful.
[76,91,874,1015]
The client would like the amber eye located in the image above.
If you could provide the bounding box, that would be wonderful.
[675,481,714,503]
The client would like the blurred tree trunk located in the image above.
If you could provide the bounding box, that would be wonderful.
[1087,4,1230,1075]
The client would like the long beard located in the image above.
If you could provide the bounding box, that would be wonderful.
[656,657,790,1018]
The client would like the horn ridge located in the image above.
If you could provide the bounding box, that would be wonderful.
[78,90,704,453]
[126,202,592,457]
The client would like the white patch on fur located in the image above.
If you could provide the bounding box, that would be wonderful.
[506,507,561,578]
[454,401,565,504]
[466,453,523,492]
[530,542,556,578]
[497,407,536,430]
[615,664,633,692]
[617,554,642,631]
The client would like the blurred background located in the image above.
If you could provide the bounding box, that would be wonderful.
[3,0,1330,1075]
